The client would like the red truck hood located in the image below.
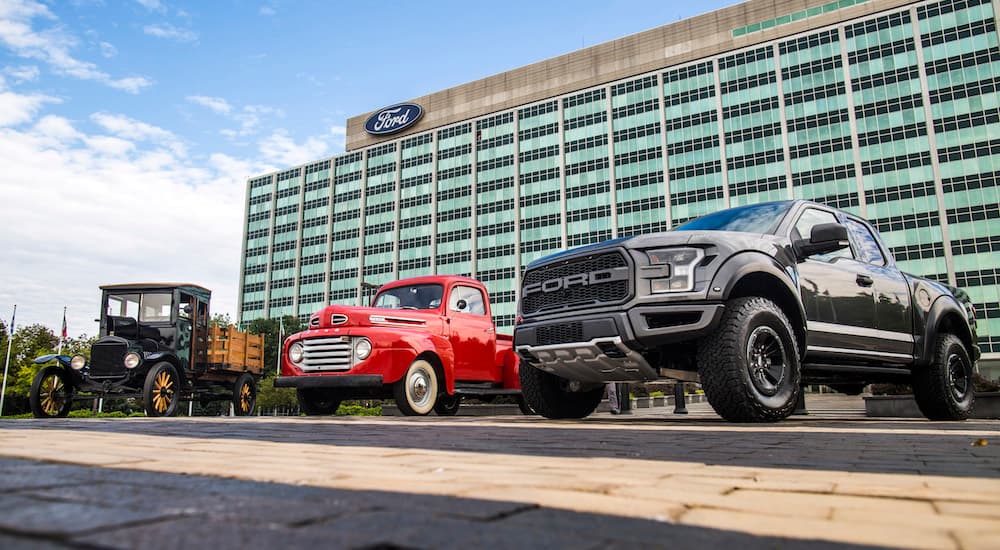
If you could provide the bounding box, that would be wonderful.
[308,304,439,330]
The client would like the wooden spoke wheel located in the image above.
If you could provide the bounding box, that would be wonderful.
[30,366,74,418]
[233,374,257,416]
[143,362,180,417]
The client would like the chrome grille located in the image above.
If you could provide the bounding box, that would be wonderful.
[300,336,353,372]
[522,252,630,314]
[90,339,127,378]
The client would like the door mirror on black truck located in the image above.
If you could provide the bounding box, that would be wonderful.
[795,222,850,260]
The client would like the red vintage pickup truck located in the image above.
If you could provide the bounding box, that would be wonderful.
[275,275,526,416]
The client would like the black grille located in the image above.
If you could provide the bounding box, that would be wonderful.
[536,322,584,345]
[522,252,630,314]
[89,339,127,378]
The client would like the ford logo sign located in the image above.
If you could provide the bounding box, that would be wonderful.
[364,103,423,136]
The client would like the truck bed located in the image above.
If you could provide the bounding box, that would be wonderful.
[206,325,264,374]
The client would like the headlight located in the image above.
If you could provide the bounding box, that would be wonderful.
[70,355,87,371]
[123,352,141,369]
[355,338,372,361]
[289,342,304,364]
[646,247,703,293]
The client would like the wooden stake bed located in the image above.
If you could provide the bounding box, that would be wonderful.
[206,325,264,375]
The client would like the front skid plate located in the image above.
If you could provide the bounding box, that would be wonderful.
[517,337,658,383]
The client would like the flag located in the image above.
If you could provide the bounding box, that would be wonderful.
[8,305,14,336]
[58,307,67,356]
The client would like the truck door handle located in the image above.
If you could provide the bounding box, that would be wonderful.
[856,274,874,287]
[485,327,494,333]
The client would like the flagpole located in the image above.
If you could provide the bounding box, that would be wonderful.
[275,318,284,379]
[57,306,67,356]
[1,305,16,417]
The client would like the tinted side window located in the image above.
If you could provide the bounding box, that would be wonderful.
[845,219,886,265]
[449,286,487,315]
[793,208,852,260]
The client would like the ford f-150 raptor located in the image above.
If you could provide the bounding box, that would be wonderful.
[514,200,979,422]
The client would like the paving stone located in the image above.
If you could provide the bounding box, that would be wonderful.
[0,532,75,549]
[73,516,368,550]
[680,508,957,550]
[0,493,168,537]
[1,395,999,548]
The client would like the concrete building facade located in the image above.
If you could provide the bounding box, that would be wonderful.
[239,0,1000,370]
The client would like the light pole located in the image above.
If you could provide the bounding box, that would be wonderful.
[359,281,380,306]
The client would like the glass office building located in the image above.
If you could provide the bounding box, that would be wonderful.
[240,0,1000,372]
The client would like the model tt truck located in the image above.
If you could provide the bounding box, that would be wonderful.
[30,283,263,418]
[514,200,980,422]
[276,275,524,416]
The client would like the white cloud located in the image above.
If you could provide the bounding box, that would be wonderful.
[98,41,117,58]
[329,125,346,151]
[0,87,276,336]
[143,23,198,43]
[134,0,166,12]
[32,114,83,145]
[4,64,40,82]
[0,0,152,93]
[259,6,276,16]
[258,129,328,167]
[0,76,59,126]
[188,95,283,138]
[186,95,232,115]
[90,111,186,156]
[107,75,153,93]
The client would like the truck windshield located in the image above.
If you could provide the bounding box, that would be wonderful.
[106,292,173,322]
[373,284,444,310]
[673,201,793,234]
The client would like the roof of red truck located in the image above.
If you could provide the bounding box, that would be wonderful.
[378,275,484,290]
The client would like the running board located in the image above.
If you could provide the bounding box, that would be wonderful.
[453,385,521,396]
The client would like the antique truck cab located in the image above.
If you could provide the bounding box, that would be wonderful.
[276,275,525,416]
[30,283,262,418]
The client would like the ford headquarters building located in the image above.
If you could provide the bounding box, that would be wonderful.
[239,0,1000,375]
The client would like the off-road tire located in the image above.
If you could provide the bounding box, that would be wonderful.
[30,366,74,418]
[233,374,257,416]
[394,359,439,416]
[143,362,180,417]
[912,333,975,421]
[433,394,461,416]
[519,365,603,419]
[697,297,801,422]
[829,383,866,396]
[296,389,342,415]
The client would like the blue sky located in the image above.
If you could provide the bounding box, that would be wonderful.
[0,0,735,336]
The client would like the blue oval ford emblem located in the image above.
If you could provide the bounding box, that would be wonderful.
[364,103,423,135]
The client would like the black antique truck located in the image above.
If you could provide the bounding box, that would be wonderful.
[514,200,980,422]
[30,283,263,418]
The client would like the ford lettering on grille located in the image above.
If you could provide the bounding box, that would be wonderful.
[522,252,631,314]
[523,267,629,296]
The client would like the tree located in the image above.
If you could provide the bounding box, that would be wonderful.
[246,315,303,377]
[210,313,232,327]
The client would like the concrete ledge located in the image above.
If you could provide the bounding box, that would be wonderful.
[382,403,524,417]
[864,392,1000,419]
[595,393,708,413]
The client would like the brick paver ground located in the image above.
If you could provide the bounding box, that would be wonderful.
[0,395,997,549]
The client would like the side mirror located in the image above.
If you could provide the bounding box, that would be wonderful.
[455,299,467,311]
[796,222,849,259]
[183,305,194,315]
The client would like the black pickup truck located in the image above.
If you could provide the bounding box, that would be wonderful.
[514,200,979,422]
